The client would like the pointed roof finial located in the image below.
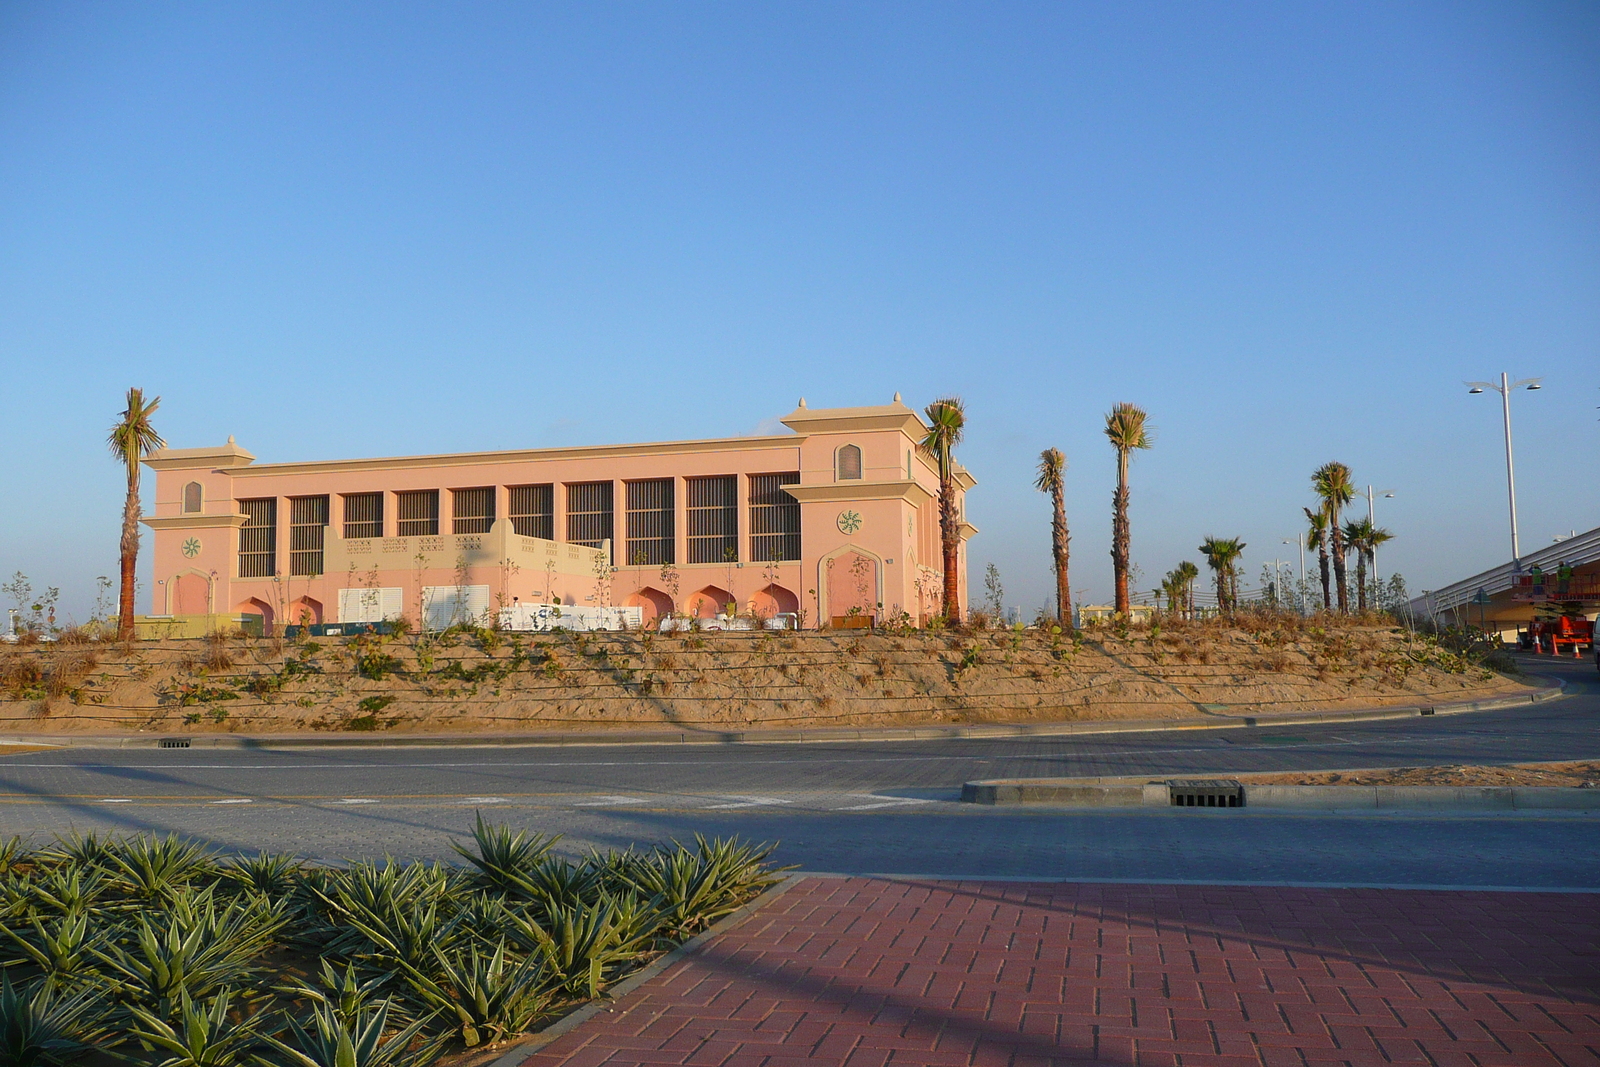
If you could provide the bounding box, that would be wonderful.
[227,435,236,445]
[893,392,901,403]
[798,397,807,408]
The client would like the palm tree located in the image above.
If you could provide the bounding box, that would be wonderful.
[1103,403,1152,617]
[1312,462,1355,612]
[1199,537,1246,613]
[1175,560,1199,618]
[1303,506,1330,611]
[921,396,967,624]
[107,389,165,641]
[1034,448,1071,627]
[1342,519,1394,613]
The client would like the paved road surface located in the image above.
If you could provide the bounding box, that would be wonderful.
[0,657,1594,885]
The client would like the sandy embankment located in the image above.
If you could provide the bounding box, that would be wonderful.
[0,617,1529,737]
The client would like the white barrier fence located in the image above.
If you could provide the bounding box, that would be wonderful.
[496,604,644,632]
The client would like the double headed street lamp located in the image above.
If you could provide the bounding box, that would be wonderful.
[1365,486,1395,591]
[1465,373,1542,565]
[1282,535,1307,616]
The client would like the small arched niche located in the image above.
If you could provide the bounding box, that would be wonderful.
[183,482,203,514]
[835,444,862,481]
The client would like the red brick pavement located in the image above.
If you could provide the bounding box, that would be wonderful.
[518,878,1600,1067]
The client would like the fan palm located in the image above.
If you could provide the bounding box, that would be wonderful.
[1312,462,1355,612]
[1199,538,1246,614]
[921,397,967,624]
[1175,560,1199,617]
[1303,507,1331,611]
[1034,449,1071,626]
[107,388,164,641]
[1341,519,1394,613]
[1103,403,1152,617]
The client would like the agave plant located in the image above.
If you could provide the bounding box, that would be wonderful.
[0,836,30,877]
[538,894,657,998]
[624,836,781,940]
[402,940,551,1048]
[125,991,263,1067]
[0,972,112,1066]
[36,830,116,872]
[258,997,441,1067]
[96,887,285,1020]
[219,850,305,899]
[450,813,560,895]
[108,833,220,903]
[276,960,401,1026]
[20,865,115,918]
[1,911,101,988]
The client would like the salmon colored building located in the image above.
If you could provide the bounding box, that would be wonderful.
[140,397,977,633]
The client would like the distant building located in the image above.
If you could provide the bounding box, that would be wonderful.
[141,397,976,633]
[1409,524,1599,641]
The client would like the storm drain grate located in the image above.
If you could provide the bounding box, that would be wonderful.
[159,738,191,749]
[1167,779,1243,807]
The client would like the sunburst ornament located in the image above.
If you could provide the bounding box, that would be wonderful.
[181,537,202,558]
[836,510,862,535]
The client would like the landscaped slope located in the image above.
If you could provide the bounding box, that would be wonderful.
[0,616,1526,736]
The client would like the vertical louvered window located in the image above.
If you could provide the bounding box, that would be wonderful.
[451,487,495,534]
[687,475,738,564]
[342,492,383,539]
[508,484,554,539]
[749,472,801,562]
[183,482,203,514]
[836,444,862,480]
[238,498,277,578]
[396,490,439,537]
[566,482,614,557]
[625,479,674,566]
[289,496,329,577]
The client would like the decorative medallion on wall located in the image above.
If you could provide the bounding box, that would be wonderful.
[181,537,202,558]
[836,510,862,535]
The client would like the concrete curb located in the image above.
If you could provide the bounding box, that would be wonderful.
[0,679,1563,751]
[961,777,1600,810]
[487,875,800,1067]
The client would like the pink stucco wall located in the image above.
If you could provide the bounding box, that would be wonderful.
[142,400,973,631]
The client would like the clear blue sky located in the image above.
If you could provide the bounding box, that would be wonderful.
[2,2,1596,622]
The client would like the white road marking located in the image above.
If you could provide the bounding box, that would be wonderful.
[337,798,378,804]
[838,795,937,811]
[98,798,132,803]
[573,795,648,807]
[210,798,252,805]
[704,796,795,810]
[460,797,506,804]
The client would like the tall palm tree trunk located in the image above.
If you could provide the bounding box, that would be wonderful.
[118,472,140,640]
[939,473,961,623]
[1051,489,1070,627]
[1317,547,1331,611]
[1111,453,1130,616]
[1331,526,1349,613]
[1354,551,1368,613]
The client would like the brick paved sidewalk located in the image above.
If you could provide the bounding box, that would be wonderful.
[517,877,1599,1067]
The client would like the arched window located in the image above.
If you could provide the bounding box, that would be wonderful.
[183,482,203,514]
[835,444,862,481]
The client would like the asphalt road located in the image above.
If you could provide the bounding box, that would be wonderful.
[1,655,1595,886]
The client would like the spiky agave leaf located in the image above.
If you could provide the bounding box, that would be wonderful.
[274,959,405,1027]
[35,831,116,872]
[258,997,442,1067]
[538,893,655,998]
[449,814,560,894]
[625,836,783,940]
[402,940,551,1048]
[19,865,116,919]
[124,991,262,1067]
[0,971,113,1066]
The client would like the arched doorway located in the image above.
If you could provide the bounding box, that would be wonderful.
[623,586,675,624]
[172,572,210,615]
[238,597,274,635]
[290,597,323,627]
[687,585,733,618]
[750,584,798,618]
[824,549,879,626]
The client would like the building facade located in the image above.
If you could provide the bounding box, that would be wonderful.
[141,397,976,632]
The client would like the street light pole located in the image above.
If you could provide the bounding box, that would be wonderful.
[1282,536,1306,616]
[1365,485,1394,599]
[1466,372,1542,566]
